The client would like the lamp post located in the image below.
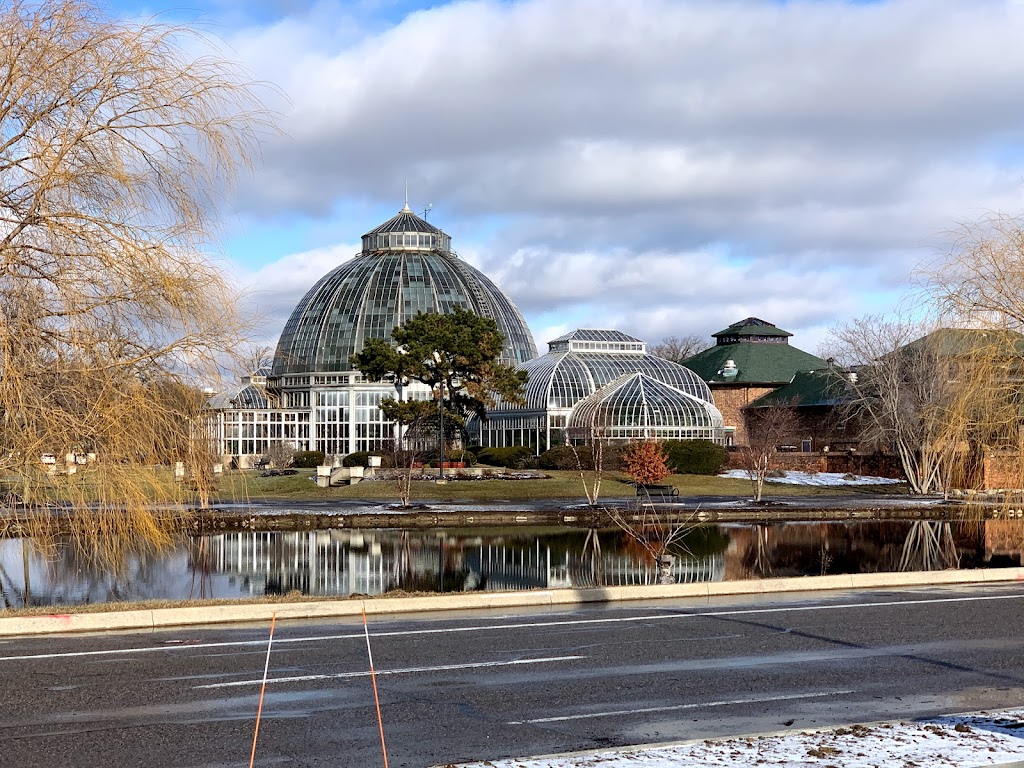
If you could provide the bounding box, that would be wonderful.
[437,378,445,481]
[433,351,445,482]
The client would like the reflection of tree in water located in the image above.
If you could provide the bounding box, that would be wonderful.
[899,521,959,571]
[564,529,606,587]
[740,524,774,578]
[0,547,22,608]
[728,522,911,579]
[388,533,473,593]
[10,535,176,606]
[582,528,604,586]
[0,539,32,607]
[392,530,413,586]
[188,537,214,599]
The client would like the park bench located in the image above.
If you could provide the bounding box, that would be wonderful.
[635,483,679,499]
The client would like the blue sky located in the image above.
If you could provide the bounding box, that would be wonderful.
[108,0,1024,355]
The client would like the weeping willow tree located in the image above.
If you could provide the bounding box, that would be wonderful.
[919,213,1024,492]
[0,0,271,567]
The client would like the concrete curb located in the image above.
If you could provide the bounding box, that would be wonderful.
[2,566,1023,637]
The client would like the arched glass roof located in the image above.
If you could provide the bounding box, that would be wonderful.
[272,206,537,375]
[568,373,724,440]
[206,382,270,410]
[491,330,714,412]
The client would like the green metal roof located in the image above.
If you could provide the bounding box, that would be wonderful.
[682,342,827,385]
[899,328,1024,358]
[746,369,852,408]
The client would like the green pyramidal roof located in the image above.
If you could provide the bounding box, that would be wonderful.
[682,340,827,385]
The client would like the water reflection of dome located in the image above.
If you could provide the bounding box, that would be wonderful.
[199,530,728,598]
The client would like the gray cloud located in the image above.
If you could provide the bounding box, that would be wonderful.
[213,0,1024,350]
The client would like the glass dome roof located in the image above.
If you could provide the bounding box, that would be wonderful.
[206,381,270,410]
[567,372,724,439]
[272,205,538,375]
[491,330,714,412]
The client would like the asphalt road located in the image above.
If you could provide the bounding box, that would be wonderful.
[2,584,1024,767]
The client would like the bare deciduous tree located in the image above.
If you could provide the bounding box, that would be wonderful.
[649,334,708,363]
[0,0,272,565]
[928,213,1024,331]
[261,441,294,470]
[239,344,275,376]
[566,421,607,507]
[741,401,800,502]
[826,315,1014,495]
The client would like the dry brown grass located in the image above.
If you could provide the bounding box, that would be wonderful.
[210,467,906,503]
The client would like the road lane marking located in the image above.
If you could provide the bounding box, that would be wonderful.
[508,689,856,724]
[3,591,1023,662]
[193,654,587,689]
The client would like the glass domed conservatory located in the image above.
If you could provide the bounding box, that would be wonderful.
[568,372,725,441]
[476,330,724,451]
[273,204,536,377]
[210,205,538,461]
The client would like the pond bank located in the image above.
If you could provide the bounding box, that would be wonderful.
[0,497,999,537]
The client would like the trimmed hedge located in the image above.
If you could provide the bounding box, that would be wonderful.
[445,449,477,466]
[663,439,729,475]
[342,451,386,468]
[475,446,535,468]
[538,445,586,470]
[537,444,626,471]
[292,450,326,469]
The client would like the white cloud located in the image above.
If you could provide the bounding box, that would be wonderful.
[232,241,360,346]
[207,0,1024,350]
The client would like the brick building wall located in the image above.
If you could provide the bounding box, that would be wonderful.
[710,384,775,445]
[982,453,1024,489]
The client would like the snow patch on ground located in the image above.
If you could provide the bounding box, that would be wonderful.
[448,711,1024,767]
[718,469,903,486]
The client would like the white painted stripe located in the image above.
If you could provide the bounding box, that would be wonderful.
[508,689,856,725]
[194,654,587,689]
[2,591,1022,663]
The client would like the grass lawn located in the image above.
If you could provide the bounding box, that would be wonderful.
[211,468,907,504]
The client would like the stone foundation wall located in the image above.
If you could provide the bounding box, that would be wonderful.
[724,451,905,479]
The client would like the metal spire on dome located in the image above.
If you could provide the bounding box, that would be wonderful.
[401,179,412,213]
